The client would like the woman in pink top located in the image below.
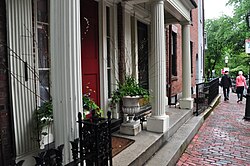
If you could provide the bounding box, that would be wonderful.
[236,71,247,103]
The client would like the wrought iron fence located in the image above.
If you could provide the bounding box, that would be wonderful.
[74,111,112,166]
[194,78,219,116]
[32,111,112,166]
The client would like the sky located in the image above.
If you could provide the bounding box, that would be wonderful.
[204,0,234,19]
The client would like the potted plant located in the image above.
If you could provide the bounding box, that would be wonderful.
[33,100,54,149]
[83,84,103,119]
[111,75,149,122]
[83,94,103,119]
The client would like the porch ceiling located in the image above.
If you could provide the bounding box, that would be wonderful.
[164,11,179,24]
[124,0,197,24]
[124,0,197,9]
[123,0,149,4]
[164,0,197,23]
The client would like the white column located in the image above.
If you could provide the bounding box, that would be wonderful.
[179,23,194,109]
[123,3,133,75]
[147,0,169,133]
[50,0,82,164]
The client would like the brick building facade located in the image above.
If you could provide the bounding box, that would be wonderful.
[166,1,199,99]
[0,0,14,165]
[0,0,202,164]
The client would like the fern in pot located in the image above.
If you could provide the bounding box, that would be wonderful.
[111,75,149,122]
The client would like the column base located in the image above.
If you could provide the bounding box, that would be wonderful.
[147,115,169,133]
[120,120,141,136]
[179,98,194,109]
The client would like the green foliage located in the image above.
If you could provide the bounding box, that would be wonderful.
[205,0,250,79]
[83,84,103,118]
[33,101,53,136]
[111,75,149,105]
[83,95,103,118]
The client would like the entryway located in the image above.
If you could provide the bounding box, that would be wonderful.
[81,0,100,105]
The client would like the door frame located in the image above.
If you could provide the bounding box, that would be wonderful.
[98,1,119,116]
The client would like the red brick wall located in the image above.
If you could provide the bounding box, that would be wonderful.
[171,24,184,95]
[166,1,199,97]
[0,0,14,165]
[190,0,199,88]
[165,24,183,96]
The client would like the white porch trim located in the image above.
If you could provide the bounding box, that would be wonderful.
[179,23,194,109]
[50,0,82,164]
[147,0,169,133]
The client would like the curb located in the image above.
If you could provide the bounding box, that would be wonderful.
[145,94,221,165]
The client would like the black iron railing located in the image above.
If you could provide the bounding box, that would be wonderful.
[32,111,112,166]
[33,144,64,166]
[75,111,112,166]
[194,78,219,115]
[207,78,219,104]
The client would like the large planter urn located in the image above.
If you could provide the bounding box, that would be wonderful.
[39,123,54,149]
[122,96,141,123]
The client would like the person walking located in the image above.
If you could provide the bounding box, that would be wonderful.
[236,71,247,103]
[220,70,232,101]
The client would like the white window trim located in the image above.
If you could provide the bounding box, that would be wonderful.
[34,0,51,105]
[99,1,119,118]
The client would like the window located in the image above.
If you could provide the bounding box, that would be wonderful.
[190,41,193,74]
[106,6,112,98]
[138,21,149,90]
[171,32,177,76]
[190,11,193,25]
[36,0,50,104]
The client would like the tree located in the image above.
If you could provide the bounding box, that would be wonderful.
[227,0,250,54]
[205,0,250,78]
[205,16,234,77]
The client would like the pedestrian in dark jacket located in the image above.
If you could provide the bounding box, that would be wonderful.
[221,71,232,101]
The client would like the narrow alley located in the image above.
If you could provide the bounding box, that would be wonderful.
[177,89,250,165]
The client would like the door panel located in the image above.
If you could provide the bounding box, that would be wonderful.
[0,118,2,166]
[0,111,13,166]
[138,21,149,90]
[81,0,100,105]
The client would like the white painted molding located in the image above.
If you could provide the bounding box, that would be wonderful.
[165,0,191,22]
[180,0,197,10]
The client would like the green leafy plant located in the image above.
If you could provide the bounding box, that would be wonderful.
[83,84,103,119]
[34,100,53,136]
[111,75,150,105]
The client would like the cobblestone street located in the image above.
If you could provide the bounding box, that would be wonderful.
[177,90,250,165]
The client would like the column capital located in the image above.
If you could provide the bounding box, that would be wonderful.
[180,21,192,26]
[150,0,164,5]
[121,1,134,14]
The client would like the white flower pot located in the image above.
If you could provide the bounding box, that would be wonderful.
[40,123,54,149]
[122,96,141,122]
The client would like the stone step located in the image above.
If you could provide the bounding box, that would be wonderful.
[112,108,193,166]
[144,95,220,165]
[144,115,203,166]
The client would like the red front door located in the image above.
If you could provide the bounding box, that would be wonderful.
[81,0,100,105]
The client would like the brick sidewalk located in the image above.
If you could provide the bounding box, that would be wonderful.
[177,90,250,166]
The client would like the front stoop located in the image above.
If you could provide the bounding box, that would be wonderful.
[144,116,203,166]
[145,95,221,166]
[112,108,193,166]
[112,95,221,166]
